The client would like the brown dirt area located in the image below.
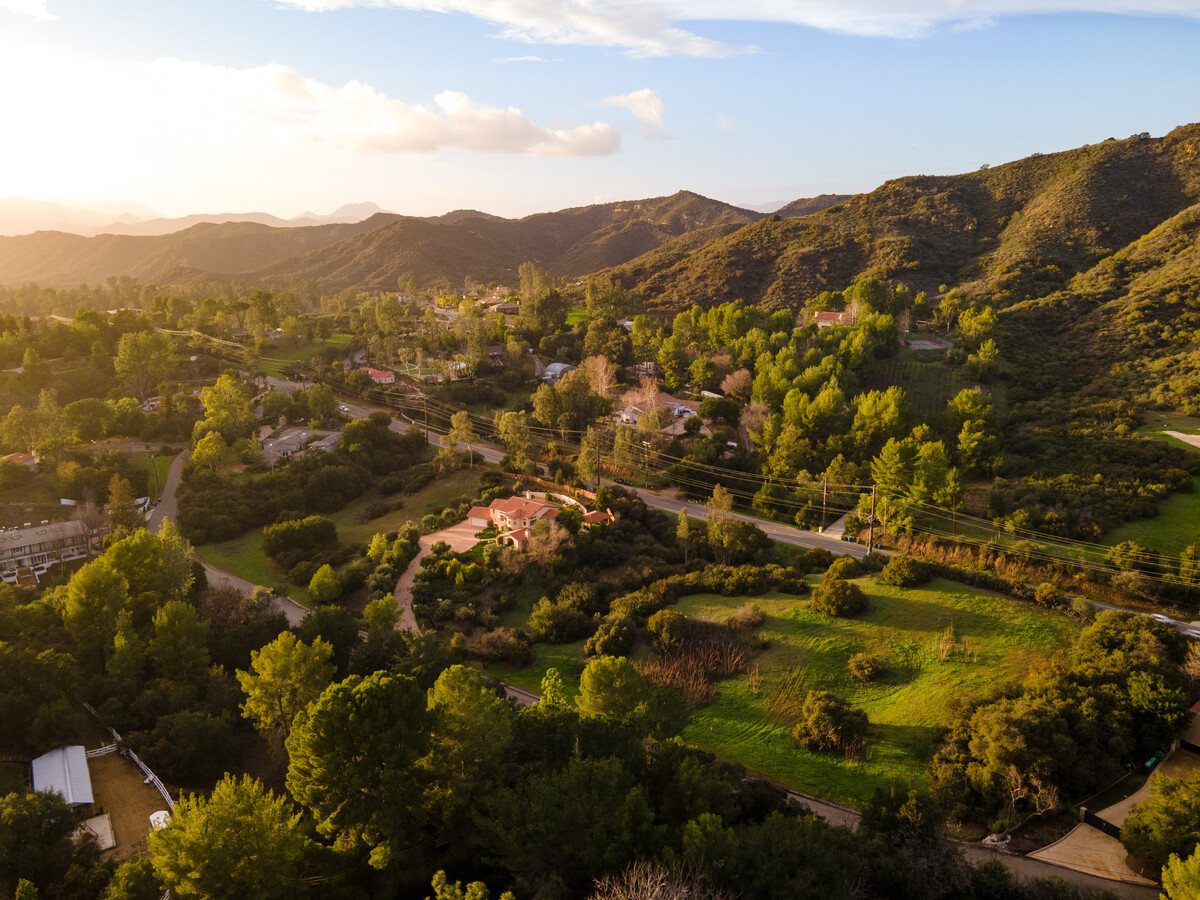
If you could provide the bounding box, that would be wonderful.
[87,753,171,862]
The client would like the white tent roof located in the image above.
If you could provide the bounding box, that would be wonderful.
[31,746,94,806]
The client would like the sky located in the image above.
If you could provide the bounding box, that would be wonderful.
[2,0,1200,220]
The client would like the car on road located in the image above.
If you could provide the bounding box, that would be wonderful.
[1152,613,1172,624]
[1182,627,1200,639]
[339,405,350,412]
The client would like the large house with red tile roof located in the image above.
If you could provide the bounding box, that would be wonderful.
[467,494,614,550]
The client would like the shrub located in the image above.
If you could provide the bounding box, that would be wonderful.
[727,603,765,631]
[880,556,930,588]
[859,551,889,573]
[1033,582,1066,609]
[1120,770,1200,867]
[847,652,886,683]
[288,559,320,586]
[262,514,338,567]
[811,578,869,618]
[647,609,689,652]
[825,556,862,581]
[527,598,592,644]
[584,618,636,658]
[798,547,835,573]
[791,690,869,755]
[470,627,534,667]
[307,564,341,604]
[558,582,600,614]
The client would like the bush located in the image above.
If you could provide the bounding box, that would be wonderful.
[307,564,342,604]
[527,598,592,644]
[791,690,868,755]
[288,559,320,586]
[584,618,636,658]
[847,652,886,683]
[470,627,534,667]
[262,514,338,568]
[880,556,930,588]
[1120,770,1200,867]
[1033,582,1066,609]
[727,603,765,631]
[798,547,835,574]
[647,609,689,652]
[825,556,862,581]
[811,578,869,618]
[859,551,889,573]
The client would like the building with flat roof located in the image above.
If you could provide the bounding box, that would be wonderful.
[0,520,96,585]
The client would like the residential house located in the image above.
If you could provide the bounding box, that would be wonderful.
[361,367,396,384]
[541,362,577,384]
[815,311,850,329]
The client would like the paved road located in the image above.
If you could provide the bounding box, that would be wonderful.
[145,452,185,534]
[145,438,310,628]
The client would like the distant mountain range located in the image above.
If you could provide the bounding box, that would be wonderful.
[0,191,848,290]
[0,199,391,238]
[7,123,1200,314]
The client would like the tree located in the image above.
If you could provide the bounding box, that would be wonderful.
[1121,771,1200,868]
[539,667,571,712]
[102,858,163,900]
[236,633,334,743]
[422,665,513,841]
[191,431,235,476]
[443,411,477,469]
[705,485,736,566]
[428,870,515,900]
[676,512,693,564]
[149,775,306,900]
[306,383,337,421]
[577,656,651,722]
[114,331,175,400]
[582,355,619,401]
[286,672,431,868]
[148,600,210,684]
[62,558,130,668]
[495,410,535,471]
[197,373,252,441]
[107,474,142,532]
[307,564,341,605]
[811,578,869,618]
[0,791,75,893]
[1162,844,1200,900]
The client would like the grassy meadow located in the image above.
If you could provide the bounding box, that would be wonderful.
[674,575,1078,806]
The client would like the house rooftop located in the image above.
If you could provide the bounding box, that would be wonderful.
[32,746,93,806]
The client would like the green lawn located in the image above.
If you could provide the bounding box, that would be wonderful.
[195,530,310,605]
[566,308,589,325]
[484,640,587,697]
[258,333,352,378]
[1103,476,1200,559]
[870,353,974,419]
[328,469,483,545]
[674,576,1078,806]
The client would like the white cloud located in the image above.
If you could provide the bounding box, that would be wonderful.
[0,0,54,20]
[717,113,735,133]
[266,0,1200,50]
[495,55,548,63]
[132,58,620,156]
[601,88,665,139]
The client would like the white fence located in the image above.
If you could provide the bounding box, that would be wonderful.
[80,702,174,810]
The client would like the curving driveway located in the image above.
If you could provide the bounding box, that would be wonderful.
[392,521,481,631]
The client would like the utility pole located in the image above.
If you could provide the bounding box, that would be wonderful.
[867,485,877,549]
[595,424,601,492]
[821,474,828,533]
[423,396,429,437]
[1187,540,1197,607]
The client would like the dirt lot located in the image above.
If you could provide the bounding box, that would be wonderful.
[87,752,171,862]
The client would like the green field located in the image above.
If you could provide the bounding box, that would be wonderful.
[195,530,310,605]
[674,576,1078,806]
[258,333,352,378]
[1103,476,1200,559]
[870,353,971,418]
[566,308,589,325]
[328,469,483,545]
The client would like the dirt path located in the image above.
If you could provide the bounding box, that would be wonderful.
[392,521,482,632]
[146,452,185,534]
